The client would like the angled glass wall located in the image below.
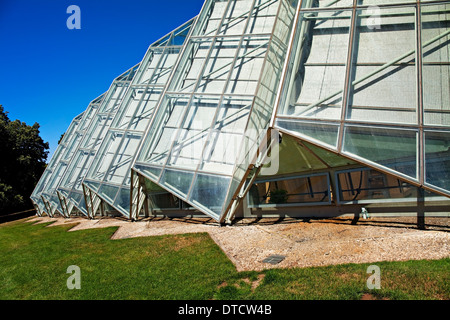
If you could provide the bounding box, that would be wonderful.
[56,65,139,216]
[40,94,107,217]
[274,0,450,198]
[132,0,299,221]
[31,91,107,217]
[83,19,194,218]
[30,111,85,216]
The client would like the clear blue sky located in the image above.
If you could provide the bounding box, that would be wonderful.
[0,0,205,160]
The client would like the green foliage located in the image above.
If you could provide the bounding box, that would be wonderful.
[0,220,236,299]
[58,133,65,144]
[0,105,49,215]
[268,189,288,204]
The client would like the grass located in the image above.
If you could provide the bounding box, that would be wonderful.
[0,218,448,300]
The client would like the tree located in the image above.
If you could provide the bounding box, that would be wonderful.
[0,105,49,215]
[58,133,65,144]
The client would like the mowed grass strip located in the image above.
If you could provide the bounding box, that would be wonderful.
[0,219,235,299]
[1,218,449,300]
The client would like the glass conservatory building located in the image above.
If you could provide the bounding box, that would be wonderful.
[31,0,450,224]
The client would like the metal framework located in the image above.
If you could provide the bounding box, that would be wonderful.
[273,0,450,198]
[31,0,449,223]
[83,19,195,219]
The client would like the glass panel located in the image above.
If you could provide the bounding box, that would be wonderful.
[259,134,328,177]
[343,125,417,179]
[78,104,98,131]
[59,150,86,190]
[63,133,83,162]
[112,89,144,130]
[133,164,162,180]
[425,130,450,192]
[245,0,279,34]
[104,133,141,185]
[300,0,353,9]
[71,192,86,211]
[83,180,101,192]
[138,49,164,84]
[276,119,340,147]
[189,173,231,217]
[168,39,212,93]
[358,0,415,5]
[137,96,190,165]
[218,0,253,36]
[225,36,269,95]
[169,23,191,46]
[166,96,219,170]
[100,84,129,113]
[98,183,120,204]
[143,176,166,193]
[160,168,194,197]
[271,0,297,43]
[249,174,330,207]
[278,9,352,120]
[347,7,417,124]
[149,192,180,210]
[151,48,182,85]
[153,34,171,47]
[215,96,252,133]
[196,98,252,175]
[197,37,240,94]
[114,187,131,215]
[301,140,357,168]
[421,3,450,126]
[87,131,123,182]
[200,130,242,174]
[337,168,418,203]
[82,114,113,149]
[193,0,228,36]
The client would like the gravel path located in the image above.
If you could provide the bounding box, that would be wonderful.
[28,216,449,272]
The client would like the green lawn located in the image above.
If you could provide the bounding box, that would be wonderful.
[0,218,448,300]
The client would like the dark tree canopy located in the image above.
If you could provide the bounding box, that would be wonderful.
[58,133,65,144]
[0,105,49,215]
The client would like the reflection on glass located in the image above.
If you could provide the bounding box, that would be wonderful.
[160,168,194,197]
[278,9,352,120]
[189,173,231,217]
[114,187,131,214]
[343,125,417,179]
[249,174,330,207]
[337,168,418,203]
[422,3,450,126]
[133,164,162,180]
[425,131,450,192]
[98,183,120,204]
[276,119,340,147]
[149,192,180,210]
[347,7,417,125]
